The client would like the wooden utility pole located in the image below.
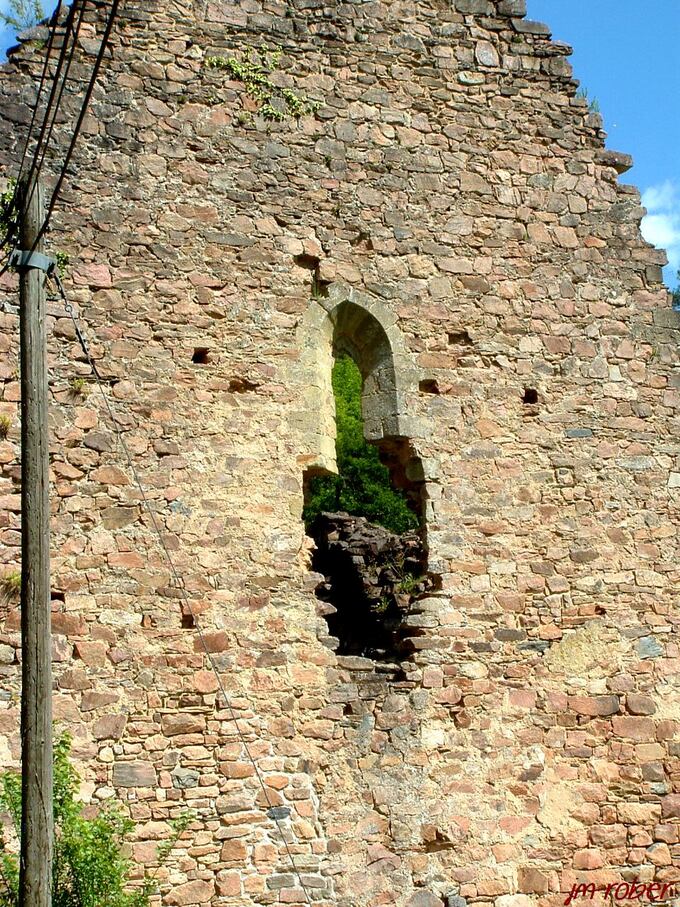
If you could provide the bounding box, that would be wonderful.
[17,174,53,907]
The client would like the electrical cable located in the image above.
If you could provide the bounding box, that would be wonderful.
[0,0,64,254]
[0,0,75,274]
[16,0,64,184]
[17,0,84,238]
[35,0,120,248]
[49,274,317,907]
[31,0,89,192]
[22,0,80,192]
[2,0,111,278]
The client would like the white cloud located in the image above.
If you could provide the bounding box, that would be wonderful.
[641,181,680,276]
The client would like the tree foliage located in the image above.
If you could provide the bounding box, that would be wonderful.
[0,733,191,907]
[672,270,680,311]
[0,0,45,32]
[0,180,17,248]
[304,355,418,534]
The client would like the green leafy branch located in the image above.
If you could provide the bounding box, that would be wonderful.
[303,356,419,534]
[0,0,44,32]
[0,732,194,907]
[0,180,17,248]
[205,46,320,123]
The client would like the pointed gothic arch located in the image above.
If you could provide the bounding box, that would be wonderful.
[297,282,425,518]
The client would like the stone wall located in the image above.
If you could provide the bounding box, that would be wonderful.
[0,1,678,906]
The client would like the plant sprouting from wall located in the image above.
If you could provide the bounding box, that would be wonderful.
[0,570,20,601]
[0,180,17,248]
[0,733,193,907]
[204,45,320,123]
[0,0,44,32]
[68,376,88,398]
[576,86,600,114]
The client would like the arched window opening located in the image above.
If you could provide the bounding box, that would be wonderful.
[302,300,431,665]
[303,355,418,534]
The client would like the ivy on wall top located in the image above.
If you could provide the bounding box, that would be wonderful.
[205,45,320,123]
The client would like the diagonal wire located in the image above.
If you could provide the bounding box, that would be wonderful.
[16,1,64,181]
[31,0,89,192]
[34,0,120,249]
[3,0,118,276]
[0,0,74,276]
[50,271,314,906]
[20,0,81,212]
[0,0,64,255]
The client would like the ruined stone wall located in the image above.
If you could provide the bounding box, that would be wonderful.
[0,1,678,906]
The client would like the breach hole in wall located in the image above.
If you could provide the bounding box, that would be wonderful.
[303,302,431,665]
[181,612,196,629]
[523,387,539,404]
[294,253,320,271]
[192,347,211,364]
[309,511,430,662]
[419,379,440,395]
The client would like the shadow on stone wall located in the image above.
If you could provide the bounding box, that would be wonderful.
[309,512,432,666]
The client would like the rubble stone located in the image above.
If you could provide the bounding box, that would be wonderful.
[0,1,678,905]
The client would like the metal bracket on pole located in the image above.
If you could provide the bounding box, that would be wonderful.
[8,249,56,274]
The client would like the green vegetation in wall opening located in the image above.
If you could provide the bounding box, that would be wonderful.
[671,270,680,310]
[0,732,193,907]
[304,355,419,535]
[204,45,321,123]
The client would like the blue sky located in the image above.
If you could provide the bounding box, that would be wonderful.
[527,1,680,287]
[1,0,678,286]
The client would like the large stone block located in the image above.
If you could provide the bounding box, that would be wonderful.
[112,762,156,788]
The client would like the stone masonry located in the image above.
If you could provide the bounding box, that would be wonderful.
[0,1,679,905]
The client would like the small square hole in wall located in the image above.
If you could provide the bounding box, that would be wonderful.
[181,613,196,629]
[447,329,472,346]
[523,388,539,404]
[293,254,320,270]
[192,348,211,364]
[419,379,440,395]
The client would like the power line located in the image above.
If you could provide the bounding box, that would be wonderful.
[31,0,89,193]
[0,0,75,273]
[50,272,316,907]
[36,0,120,247]
[22,0,79,190]
[19,0,88,246]
[0,0,63,254]
[3,0,119,265]
[15,3,64,193]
